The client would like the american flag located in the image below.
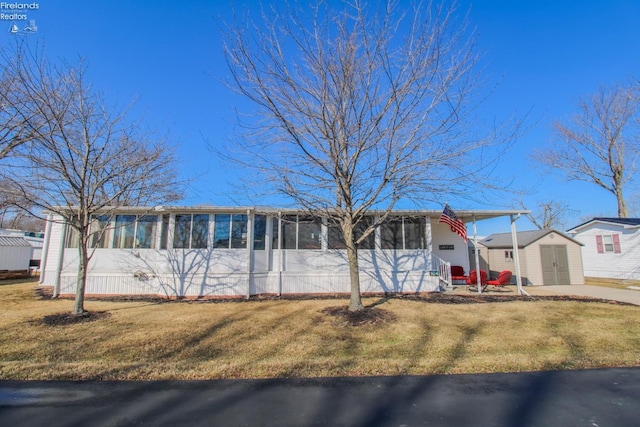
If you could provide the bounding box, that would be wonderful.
[439,205,467,242]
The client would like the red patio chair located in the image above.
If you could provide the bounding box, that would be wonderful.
[451,265,468,282]
[466,270,488,291]
[487,270,513,291]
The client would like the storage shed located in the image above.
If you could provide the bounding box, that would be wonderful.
[481,229,584,286]
[0,236,32,272]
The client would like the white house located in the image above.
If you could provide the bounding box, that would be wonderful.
[567,217,640,280]
[39,206,527,298]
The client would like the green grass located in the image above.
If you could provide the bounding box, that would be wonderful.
[0,280,638,380]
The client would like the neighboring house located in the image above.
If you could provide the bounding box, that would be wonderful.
[480,229,584,285]
[39,206,527,298]
[567,217,640,280]
[0,229,45,271]
[0,235,32,272]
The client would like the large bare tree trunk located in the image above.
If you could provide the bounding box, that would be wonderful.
[617,189,629,218]
[343,220,363,312]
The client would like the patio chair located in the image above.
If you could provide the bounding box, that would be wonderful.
[451,265,468,284]
[486,270,513,291]
[466,270,488,292]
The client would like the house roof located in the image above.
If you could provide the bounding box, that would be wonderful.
[567,217,640,233]
[46,206,529,223]
[0,236,32,248]
[480,229,582,249]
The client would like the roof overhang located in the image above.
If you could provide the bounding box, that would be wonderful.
[46,206,528,222]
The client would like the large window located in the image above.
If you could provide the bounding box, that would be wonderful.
[328,217,375,250]
[89,215,111,248]
[253,215,267,250]
[381,217,403,249]
[381,216,426,250]
[64,225,79,248]
[214,214,250,249]
[281,215,321,249]
[113,215,158,249]
[174,214,209,249]
[113,215,136,248]
[403,217,426,249]
[160,214,170,249]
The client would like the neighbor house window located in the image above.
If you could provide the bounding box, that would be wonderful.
[596,234,621,254]
[505,250,514,262]
[174,214,209,249]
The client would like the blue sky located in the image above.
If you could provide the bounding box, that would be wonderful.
[2,1,639,235]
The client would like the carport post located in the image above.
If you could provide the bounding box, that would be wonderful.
[510,214,529,296]
[472,215,482,294]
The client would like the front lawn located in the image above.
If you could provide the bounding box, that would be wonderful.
[0,280,638,380]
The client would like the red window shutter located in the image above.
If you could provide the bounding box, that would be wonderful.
[596,235,604,253]
[612,234,621,253]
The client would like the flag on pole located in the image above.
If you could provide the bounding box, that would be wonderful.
[439,204,467,242]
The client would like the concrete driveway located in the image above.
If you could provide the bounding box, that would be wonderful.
[540,285,640,305]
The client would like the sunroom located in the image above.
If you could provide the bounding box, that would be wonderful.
[39,206,527,298]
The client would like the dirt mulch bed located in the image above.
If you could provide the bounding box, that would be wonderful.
[321,306,397,326]
[40,311,111,326]
[35,286,635,306]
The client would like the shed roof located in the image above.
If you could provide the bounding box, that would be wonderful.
[0,236,31,248]
[480,229,582,249]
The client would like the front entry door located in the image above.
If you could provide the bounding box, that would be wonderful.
[540,245,570,285]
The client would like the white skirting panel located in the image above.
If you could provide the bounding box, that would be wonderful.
[56,270,440,297]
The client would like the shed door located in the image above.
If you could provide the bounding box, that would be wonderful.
[540,245,570,285]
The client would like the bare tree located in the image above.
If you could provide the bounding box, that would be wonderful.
[224,0,517,311]
[536,82,640,218]
[0,45,181,315]
[0,43,40,160]
[520,200,576,230]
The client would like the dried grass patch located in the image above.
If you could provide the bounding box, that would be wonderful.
[0,281,638,380]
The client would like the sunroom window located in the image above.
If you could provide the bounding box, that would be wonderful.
[381,216,426,249]
[89,215,110,248]
[214,214,249,249]
[328,217,375,250]
[113,215,158,249]
[281,215,321,249]
[174,214,209,249]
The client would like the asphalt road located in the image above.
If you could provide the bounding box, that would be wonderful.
[1,368,639,426]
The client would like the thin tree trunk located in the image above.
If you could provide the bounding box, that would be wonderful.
[344,221,363,312]
[73,244,88,315]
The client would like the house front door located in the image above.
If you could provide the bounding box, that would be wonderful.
[540,245,570,285]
